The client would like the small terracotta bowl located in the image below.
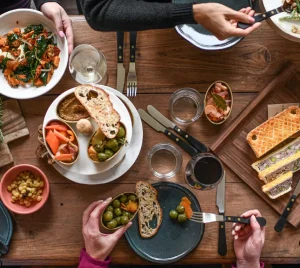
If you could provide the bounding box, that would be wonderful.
[100,192,139,231]
[0,164,50,214]
[204,80,233,125]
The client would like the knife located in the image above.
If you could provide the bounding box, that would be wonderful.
[216,174,227,256]
[138,109,198,157]
[274,180,300,232]
[116,31,125,93]
[147,105,208,153]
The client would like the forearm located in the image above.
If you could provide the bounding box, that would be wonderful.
[34,0,59,10]
[235,260,263,268]
[79,0,196,31]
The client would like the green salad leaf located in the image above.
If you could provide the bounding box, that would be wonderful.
[212,93,227,110]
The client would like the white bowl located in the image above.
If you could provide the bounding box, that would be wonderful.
[261,0,300,42]
[0,9,68,99]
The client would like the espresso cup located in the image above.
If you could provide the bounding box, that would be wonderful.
[185,153,224,190]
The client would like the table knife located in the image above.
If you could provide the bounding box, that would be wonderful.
[138,109,198,157]
[116,31,125,93]
[216,174,226,256]
[147,105,208,153]
[274,180,300,232]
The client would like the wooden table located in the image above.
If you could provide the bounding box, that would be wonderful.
[1,16,300,266]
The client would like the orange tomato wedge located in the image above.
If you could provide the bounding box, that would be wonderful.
[53,129,70,143]
[45,125,68,132]
[67,130,75,142]
[45,130,60,155]
[54,154,73,162]
[180,197,193,219]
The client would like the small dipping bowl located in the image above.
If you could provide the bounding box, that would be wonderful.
[185,153,224,190]
[147,143,183,179]
[169,88,204,125]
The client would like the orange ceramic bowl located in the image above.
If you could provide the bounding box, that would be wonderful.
[0,164,50,214]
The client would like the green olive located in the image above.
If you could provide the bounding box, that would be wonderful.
[128,194,137,202]
[106,219,118,229]
[120,195,127,203]
[98,153,108,162]
[123,211,130,218]
[114,208,122,216]
[105,149,114,158]
[106,139,118,149]
[169,210,178,220]
[112,199,121,208]
[178,213,187,223]
[103,211,113,222]
[118,137,126,145]
[176,205,185,214]
[106,205,114,212]
[117,126,126,138]
[121,216,129,225]
[115,216,122,225]
[94,144,104,153]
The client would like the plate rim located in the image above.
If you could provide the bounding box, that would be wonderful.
[125,181,205,264]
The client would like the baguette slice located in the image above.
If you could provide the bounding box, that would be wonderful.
[136,181,163,238]
[74,84,120,139]
[262,171,293,199]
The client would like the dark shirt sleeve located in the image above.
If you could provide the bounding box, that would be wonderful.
[79,0,197,32]
[78,249,111,268]
[34,0,59,10]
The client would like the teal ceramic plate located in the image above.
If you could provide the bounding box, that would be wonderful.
[173,0,253,50]
[0,200,13,257]
[125,182,204,264]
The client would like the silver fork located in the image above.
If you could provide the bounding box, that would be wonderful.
[190,212,266,226]
[127,31,137,97]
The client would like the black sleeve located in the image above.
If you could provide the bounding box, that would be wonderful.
[34,0,59,10]
[79,0,196,32]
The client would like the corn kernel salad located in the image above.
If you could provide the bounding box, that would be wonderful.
[7,171,44,207]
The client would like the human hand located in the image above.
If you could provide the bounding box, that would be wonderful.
[193,4,261,40]
[40,2,74,54]
[82,198,132,261]
[231,210,265,268]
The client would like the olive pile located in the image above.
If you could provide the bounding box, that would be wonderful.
[102,193,138,230]
[169,205,187,223]
[88,125,126,162]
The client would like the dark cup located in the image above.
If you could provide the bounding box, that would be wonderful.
[185,153,224,190]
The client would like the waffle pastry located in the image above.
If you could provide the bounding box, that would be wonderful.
[247,106,300,158]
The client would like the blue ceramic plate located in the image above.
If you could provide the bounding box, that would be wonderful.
[125,182,204,264]
[173,0,253,50]
[0,200,13,257]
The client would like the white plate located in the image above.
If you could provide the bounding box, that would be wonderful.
[0,9,68,99]
[52,86,143,185]
[43,85,133,176]
[261,0,300,42]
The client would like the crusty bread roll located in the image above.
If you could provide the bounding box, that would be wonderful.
[74,84,120,139]
[136,181,162,238]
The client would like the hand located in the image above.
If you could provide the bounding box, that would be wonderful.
[82,198,132,261]
[231,210,265,268]
[193,4,261,40]
[40,2,74,54]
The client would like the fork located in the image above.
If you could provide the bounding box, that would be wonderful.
[126,31,137,97]
[190,212,267,226]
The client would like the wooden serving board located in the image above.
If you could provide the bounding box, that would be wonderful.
[0,99,29,168]
[210,64,300,228]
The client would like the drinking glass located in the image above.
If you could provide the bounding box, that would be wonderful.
[169,88,204,125]
[69,44,107,84]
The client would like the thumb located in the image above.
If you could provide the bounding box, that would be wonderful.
[113,222,132,240]
[228,10,255,24]
[250,215,261,239]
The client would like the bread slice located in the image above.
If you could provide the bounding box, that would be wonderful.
[262,171,293,199]
[136,181,163,238]
[74,84,120,139]
[247,106,300,158]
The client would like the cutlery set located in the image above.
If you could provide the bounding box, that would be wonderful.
[139,105,299,254]
[116,31,138,97]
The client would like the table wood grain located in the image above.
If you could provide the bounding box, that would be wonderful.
[1,16,300,265]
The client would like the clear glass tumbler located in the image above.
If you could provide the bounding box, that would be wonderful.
[69,44,107,84]
[169,88,204,125]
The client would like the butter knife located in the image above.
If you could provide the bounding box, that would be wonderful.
[216,174,226,256]
[147,105,208,153]
[138,109,198,156]
[116,32,125,93]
